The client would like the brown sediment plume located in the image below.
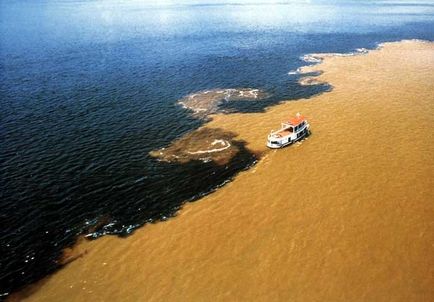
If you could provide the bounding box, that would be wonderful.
[149,128,246,165]
[20,40,434,302]
[298,76,327,86]
[178,88,269,118]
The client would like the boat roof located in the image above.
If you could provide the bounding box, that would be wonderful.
[284,115,306,126]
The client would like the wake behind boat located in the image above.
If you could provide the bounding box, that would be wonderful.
[267,113,310,148]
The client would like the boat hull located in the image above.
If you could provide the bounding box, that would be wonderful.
[266,127,310,149]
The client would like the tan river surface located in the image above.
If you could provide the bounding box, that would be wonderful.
[16,40,434,302]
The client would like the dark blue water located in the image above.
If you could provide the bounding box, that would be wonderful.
[1,0,434,297]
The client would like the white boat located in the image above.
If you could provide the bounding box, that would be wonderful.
[267,113,310,148]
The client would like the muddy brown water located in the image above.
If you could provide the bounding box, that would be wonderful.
[15,40,434,302]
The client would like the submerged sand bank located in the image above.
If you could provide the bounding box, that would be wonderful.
[19,40,434,302]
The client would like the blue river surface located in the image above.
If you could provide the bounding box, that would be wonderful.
[1,0,434,297]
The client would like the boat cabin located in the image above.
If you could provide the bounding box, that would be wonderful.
[266,114,310,148]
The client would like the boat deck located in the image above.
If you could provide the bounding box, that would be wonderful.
[273,130,292,138]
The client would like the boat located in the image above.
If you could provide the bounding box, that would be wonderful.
[266,113,310,148]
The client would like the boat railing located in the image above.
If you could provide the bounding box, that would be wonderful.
[269,130,282,137]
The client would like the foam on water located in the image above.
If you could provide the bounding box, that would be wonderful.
[178,88,270,118]
[187,139,231,155]
[149,128,248,165]
[300,47,371,65]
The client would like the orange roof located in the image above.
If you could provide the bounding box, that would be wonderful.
[285,115,306,126]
